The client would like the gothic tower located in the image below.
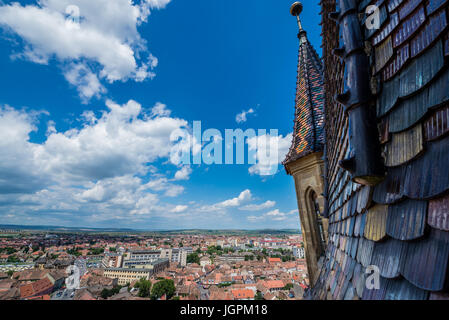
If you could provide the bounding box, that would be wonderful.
[283,2,328,286]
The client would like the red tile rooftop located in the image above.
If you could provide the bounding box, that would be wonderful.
[231,289,255,300]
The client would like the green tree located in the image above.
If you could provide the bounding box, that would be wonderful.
[283,283,294,290]
[134,278,152,298]
[7,270,14,277]
[7,255,19,263]
[151,279,176,300]
[187,253,200,264]
[255,291,264,300]
[88,248,104,255]
[100,285,122,299]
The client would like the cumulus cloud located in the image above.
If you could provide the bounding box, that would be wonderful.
[0,100,190,225]
[144,177,184,197]
[235,108,255,123]
[239,200,276,211]
[170,205,188,213]
[174,166,192,181]
[0,0,171,101]
[151,102,171,118]
[247,132,292,176]
[0,106,47,194]
[219,189,252,208]
[64,63,106,102]
[247,208,297,222]
[36,100,188,181]
[198,189,253,213]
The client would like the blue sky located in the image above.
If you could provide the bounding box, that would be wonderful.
[0,0,323,230]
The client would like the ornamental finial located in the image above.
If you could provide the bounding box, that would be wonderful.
[290,2,304,31]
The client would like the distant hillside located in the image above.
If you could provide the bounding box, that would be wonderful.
[0,224,301,235]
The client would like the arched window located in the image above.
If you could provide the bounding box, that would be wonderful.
[309,190,326,258]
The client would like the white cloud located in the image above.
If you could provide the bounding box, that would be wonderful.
[247,132,292,176]
[198,189,253,213]
[219,189,252,208]
[174,166,192,181]
[36,100,188,182]
[64,63,106,102]
[239,200,276,211]
[235,108,255,123]
[247,215,265,222]
[0,0,170,101]
[246,208,298,222]
[151,102,171,118]
[144,177,184,197]
[0,100,192,224]
[171,205,188,213]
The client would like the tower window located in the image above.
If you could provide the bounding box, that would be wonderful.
[310,190,326,258]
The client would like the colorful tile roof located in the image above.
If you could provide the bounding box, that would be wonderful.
[283,20,325,166]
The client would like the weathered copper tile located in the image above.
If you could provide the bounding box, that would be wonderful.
[393,6,426,48]
[387,68,449,133]
[399,0,422,20]
[400,228,449,291]
[426,0,448,15]
[362,275,388,299]
[375,36,394,72]
[387,199,427,240]
[424,103,449,141]
[410,9,447,58]
[378,40,444,116]
[375,134,449,201]
[428,193,449,231]
[373,12,400,46]
[388,0,405,12]
[364,204,389,241]
[382,43,409,81]
[371,238,405,278]
[383,278,428,300]
[383,123,423,167]
[357,237,375,268]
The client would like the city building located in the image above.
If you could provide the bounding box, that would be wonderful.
[103,268,154,286]
[19,277,54,299]
[293,247,305,259]
[101,253,123,268]
[160,248,188,267]
[125,250,161,263]
[104,259,169,285]
[199,256,212,267]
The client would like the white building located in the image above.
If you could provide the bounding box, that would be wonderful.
[292,247,305,259]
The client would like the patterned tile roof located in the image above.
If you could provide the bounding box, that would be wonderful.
[313,0,449,300]
[283,25,325,166]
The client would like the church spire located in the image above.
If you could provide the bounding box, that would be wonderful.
[283,2,325,169]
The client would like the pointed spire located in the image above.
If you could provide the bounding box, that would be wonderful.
[283,2,325,168]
